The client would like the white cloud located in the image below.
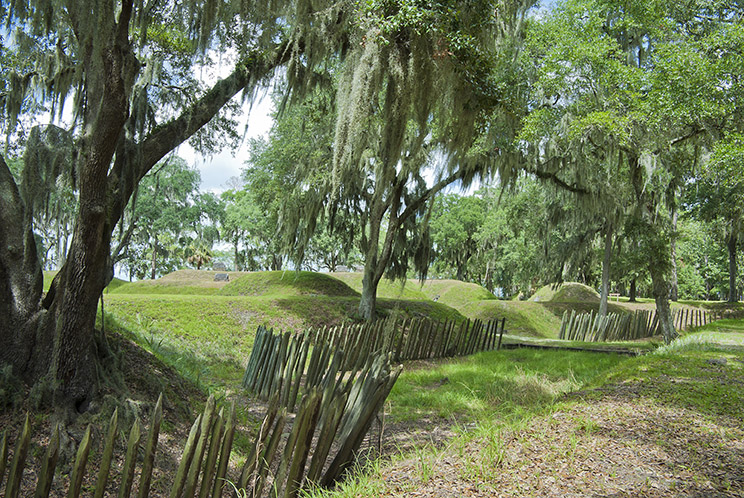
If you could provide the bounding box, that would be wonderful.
[178,91,274,193]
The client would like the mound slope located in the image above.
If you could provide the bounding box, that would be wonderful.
[531,282,600,303]
[219,271,359,297]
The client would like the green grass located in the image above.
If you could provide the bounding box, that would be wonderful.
[330,272,429,300]
[416,279,496,310]
[460,300,562,337]
[109,282,224,295]
[107,269,244,295]
[220,271,358,297]
[388,348,627,424]
[377,298,467,322]
[103,294,356,388]
[539,300,628,317]
[44,270,127,293]
[582,326,744,420]
[306,321,744,498]
[530,282,600,303]
[103,291,466,389]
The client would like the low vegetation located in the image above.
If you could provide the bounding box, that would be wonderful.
[2,270,738,498]
[307,323,744,498]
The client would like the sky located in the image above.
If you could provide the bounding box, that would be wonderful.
[178,88,275,194]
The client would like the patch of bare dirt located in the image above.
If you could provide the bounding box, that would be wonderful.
[366,393,743,497]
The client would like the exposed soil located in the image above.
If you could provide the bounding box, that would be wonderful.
[364,380,744,497]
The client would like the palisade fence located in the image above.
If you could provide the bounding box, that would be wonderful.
[0,394,241,498]
[0,359,399,498]
[0,316,505,498]
[559,308,724,342]
[242,316,507,409]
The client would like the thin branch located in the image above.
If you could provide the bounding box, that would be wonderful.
[527,161,592,195]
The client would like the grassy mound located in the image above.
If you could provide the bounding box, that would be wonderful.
[103,294,359,387]
[460,299,562,338]
[330,272,429,300]
[417,279,496,310]
[531,282,600,303]
[44,270,128,293]
[108,269,246,295]
[220,271,358,297]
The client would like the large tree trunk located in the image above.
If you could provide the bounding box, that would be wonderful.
[359,261,382,321]
[0,155,46,381]
[627,152,676,344]
[649,263,676,344]
[629,278,637,302]
[358,195,388,321]
[727,231,738,303]
[0,35,293,414]
[599,223,613,317]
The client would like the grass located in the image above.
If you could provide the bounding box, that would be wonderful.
[387,348,627,424]
[530,282,600,303]
[460,300,562,337]
[416,279,496,310]
[220,271,359,297]
[306,320,744,498]
[33,268,744,496]
[330,272,429,300]
[43,270,127,293]
[107,269,244,295]
[103,294,363,386]
[584,326,744,421]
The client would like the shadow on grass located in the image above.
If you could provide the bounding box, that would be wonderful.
[389,348,628,424]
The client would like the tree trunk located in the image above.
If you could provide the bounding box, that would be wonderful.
[727,231,738,303]
[234,240,241,271]
[1,32,298,413]
[359,261,381,321]
[150,237,158,280]
[629,278,637,302]
[358,197,387,321]
[649,262,677,344]
[599,223,613,317]
[670,208,679,301]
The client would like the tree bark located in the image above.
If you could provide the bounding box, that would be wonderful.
[359,262,381,321]
[358,189,388,321]
[628,152,676,344]
[599,223,613,317]
[357,170,464,320]
[629,278,637,302]
[649,263,676,344]
[727,231,738,303]
[0,155,46,381]
[234,240,241,271]
[0,31,295,413]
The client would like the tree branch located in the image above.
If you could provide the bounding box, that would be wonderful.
[0,155,43,321]
[106,40,295,230]
[138,41,293,173]
[527,161,592,195]
[396,170,463,227]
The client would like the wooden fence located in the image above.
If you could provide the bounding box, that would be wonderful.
[0,394,237,498]
[242,316,506,409]
[1,315,506,497]
[0,356,400,498]
[306,316,506,363]
[559,307,724,342]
